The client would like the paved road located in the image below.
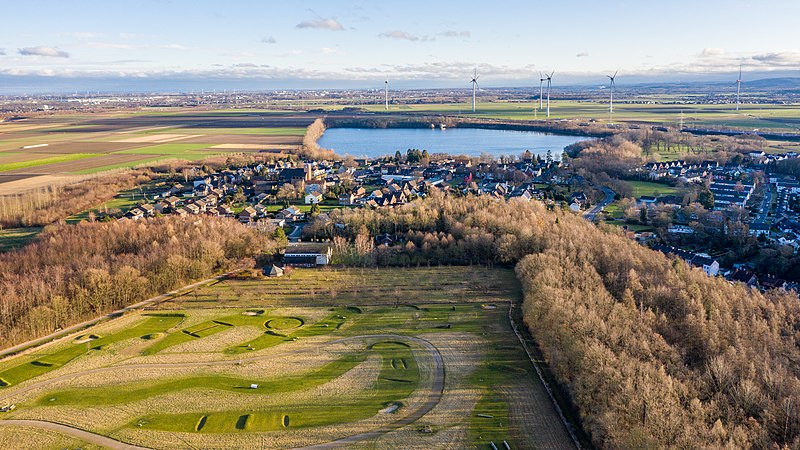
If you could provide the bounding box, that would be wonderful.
[756,184,772,223]
[584,186,616,222]
[0,334,444,449]
[0,270,241,360]
[0,419,150,450]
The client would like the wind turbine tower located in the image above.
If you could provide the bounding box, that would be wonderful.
[545,71,554,118]
[470,68,479,112]
[539,72,545,110]
[384,78,389,111]
[735,65,742,111]
[607,70,618,123]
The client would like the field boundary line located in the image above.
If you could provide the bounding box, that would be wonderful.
[507,299,582,449]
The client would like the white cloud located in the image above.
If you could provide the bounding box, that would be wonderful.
[439,31,471,38]
[700,48,726,57]
[296,18,344,31]
[262,36,277,44]
[0,48,5,56]
[576,52,589,58]
[86,42,187,51]
[750,51,800,67]
[378,30,432,42]
[321,47,339,54]
[18,46,70,58]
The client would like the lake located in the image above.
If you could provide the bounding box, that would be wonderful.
[318,127,587,159]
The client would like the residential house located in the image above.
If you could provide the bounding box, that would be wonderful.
[305,191,323,204]
[239,206,257,223]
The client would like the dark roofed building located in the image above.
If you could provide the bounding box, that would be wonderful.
[283,243,332,267]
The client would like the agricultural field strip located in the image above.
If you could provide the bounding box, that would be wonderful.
[0,334,444,450]
[0,153,102,173]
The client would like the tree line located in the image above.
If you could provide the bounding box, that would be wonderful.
[321,193,800,449]
[0,216,280,348]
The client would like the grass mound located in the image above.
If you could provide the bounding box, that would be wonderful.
[266,317,304,330]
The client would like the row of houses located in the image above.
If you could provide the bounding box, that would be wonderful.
[651,244,720,277]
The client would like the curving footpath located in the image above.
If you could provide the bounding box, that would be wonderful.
[0,419,150,450]
[0,334,445,450]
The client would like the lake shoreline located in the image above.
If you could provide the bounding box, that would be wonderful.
[311,115,601,159]
[317,126,589,160]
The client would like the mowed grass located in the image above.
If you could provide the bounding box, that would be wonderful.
[0,227,42,252]
[0,153,101,172]
[0,314,183,387]
[141,313,263,355]
[36,351,370,407]
[226,308,352,354]
[129,341,418,433]
[627,180,679,198]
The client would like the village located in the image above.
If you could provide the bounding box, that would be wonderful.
[115,144,800,293]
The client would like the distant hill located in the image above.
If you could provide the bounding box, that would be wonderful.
[744,77,800,89]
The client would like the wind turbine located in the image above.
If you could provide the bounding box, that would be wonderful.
[539,72,545,110]
[607,70,618,122]
[545,71,554,118]
[735,65,742,111]
[470,68,480,112]
[384,78,389,111]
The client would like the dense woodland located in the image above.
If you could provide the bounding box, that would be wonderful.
[0,216,278,348]
[322,194,800,449]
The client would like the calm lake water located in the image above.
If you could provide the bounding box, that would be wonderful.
[318,127,587,159]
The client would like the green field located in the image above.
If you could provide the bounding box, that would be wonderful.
[306,99,800,132]
[627,180,679,198]
[0,153,102,172]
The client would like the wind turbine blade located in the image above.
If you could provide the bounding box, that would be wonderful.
[613,70,618,78]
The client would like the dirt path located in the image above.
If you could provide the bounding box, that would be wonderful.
[0,334,445,449]
[0,419,151,450]
[293,336,444,450]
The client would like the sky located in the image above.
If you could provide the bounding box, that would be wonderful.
[2,0,800,93]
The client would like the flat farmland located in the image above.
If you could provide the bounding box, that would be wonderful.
[308,99,800,132]
[0,267,576,450]
[0,110,316,192]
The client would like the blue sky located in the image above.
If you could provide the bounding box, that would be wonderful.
[2,0,800,92]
